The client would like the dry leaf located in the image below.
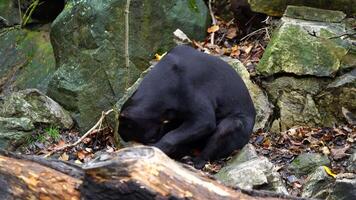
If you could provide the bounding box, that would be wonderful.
[230,45,240,58]
[77,150,87,160]
[263,138,271,148]
[59,152,69,161]
[106,146,114,153]
[323,166,336,178]
[154,52,167,61]
[207,25,219,33]
[241,44,254,54]
[56,140,66,148]
[75,160,83,165]
[331,144,350,160]
[321,146,330,155]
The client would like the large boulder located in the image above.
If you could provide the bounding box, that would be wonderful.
[0,27,56,93]
[248,0,356,17]
[0,89,73,149]
[48,0,210,132]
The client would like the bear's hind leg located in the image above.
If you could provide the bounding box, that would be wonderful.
[193,117,250,169]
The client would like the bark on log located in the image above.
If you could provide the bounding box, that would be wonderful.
[0,147,306,200]
[0,150,82,200]
[80,146,285,200]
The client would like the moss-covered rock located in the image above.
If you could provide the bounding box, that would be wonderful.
[0,89,73,149]
[257,20,352,77]
[0,89,73,129]
[0,27,56,93]
[0,0,20,26]
[284,6,346,22]
[316,69,356,126]
[248,0,356,17]
[288,153,330,177]
[257,7,355,130]
[264,77,333,131]
[48,0,210,132]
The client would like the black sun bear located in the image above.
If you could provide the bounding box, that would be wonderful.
[119,45,256,168]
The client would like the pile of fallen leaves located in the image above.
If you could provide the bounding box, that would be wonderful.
[250,125,355,196]
[192,16,271,75]
[23,127,115,164]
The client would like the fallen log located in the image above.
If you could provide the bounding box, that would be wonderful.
[80,146,287,200]
[0,147,306,200]
[0,150,82,199]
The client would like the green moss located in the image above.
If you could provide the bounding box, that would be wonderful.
[258,24,345,77]
[284,6,346,22]
[249,0,355,17]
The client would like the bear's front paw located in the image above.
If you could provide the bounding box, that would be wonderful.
[153,140,175,155]
[192,157,207,169]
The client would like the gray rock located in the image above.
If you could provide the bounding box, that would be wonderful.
[328,173,356,200]
[316,69,356,126]
[0,117,34,149]
[347,152,356,173]
[302,166,333,199]
[215,147,288,195]
[0,89,73,129]
[264,77,330,131]
[0,89,73,149]
[227,144,259,166]
[288,153,330,177]
[48,0,210,132]
[0,117,34,131]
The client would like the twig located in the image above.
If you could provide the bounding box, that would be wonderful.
[328,32,356,39]
[208,0,217,45]
[44,109,114,158]
[17,0,22,25]
[239,27,267,42]
[22,0,41,27]
[124,0,131,89]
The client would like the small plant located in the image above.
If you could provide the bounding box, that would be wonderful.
[20,0,43,27]
[24,132,46,144]
[45,126,61,142]
[24,126,61,145]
